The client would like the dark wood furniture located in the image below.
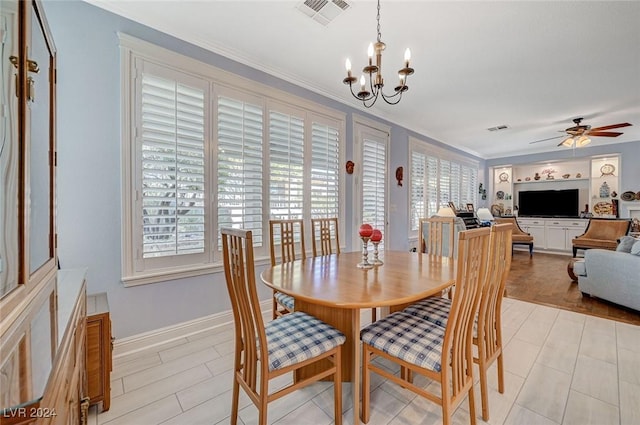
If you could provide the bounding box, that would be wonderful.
[86,293,112,412]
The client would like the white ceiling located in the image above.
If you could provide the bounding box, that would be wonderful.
[87,0,640,159]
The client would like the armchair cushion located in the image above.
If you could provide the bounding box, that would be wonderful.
[632,240,640,256]
[617,236,637,253]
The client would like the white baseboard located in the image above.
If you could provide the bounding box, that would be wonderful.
[113,299,272,359]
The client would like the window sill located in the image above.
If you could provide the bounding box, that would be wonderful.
[122,256,272,287]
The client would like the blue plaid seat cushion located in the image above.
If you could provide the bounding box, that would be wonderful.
[274,291,295,310]
[404,296,452,327]
[264,311,346,371]
[360,311,445,372]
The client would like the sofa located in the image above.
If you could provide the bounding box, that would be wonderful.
[574,247,640,311]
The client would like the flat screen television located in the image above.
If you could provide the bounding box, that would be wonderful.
[518,189,579,217]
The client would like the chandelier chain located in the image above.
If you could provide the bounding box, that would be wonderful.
[376,0,382,43]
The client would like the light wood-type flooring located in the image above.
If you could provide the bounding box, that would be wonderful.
[89,293,640,424]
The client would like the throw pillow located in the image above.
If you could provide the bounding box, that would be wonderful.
[631,240,640,256]
[616,236,637,253]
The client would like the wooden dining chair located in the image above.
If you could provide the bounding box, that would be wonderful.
[474,222,512,420]
[360,227,491,425]
[402,223,513,421]
[268,219,306,319]
[419,216,465,298]
[311,217,341,257]
[221,228,346,425]
[419,216,456,257]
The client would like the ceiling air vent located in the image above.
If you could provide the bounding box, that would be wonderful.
[487,125,509,132]
[298,0,350,26]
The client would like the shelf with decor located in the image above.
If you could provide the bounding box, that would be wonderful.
[590,155,620,218]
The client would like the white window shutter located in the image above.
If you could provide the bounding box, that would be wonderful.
[269,110,305,220]
[310,122,340,219]
[140,74,206,259]
[217,96,264,247]
[362,138,386,249]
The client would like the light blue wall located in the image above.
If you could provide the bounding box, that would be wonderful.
[43,0,482,338]
[486,141,640,218]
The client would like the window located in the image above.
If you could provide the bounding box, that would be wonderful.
[354,117,388,250]
[409,138,479,233]
[310,121,340,219]
[269,108,304,221]
[121,35,344,285]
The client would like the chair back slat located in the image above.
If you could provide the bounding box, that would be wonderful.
[477,223,512,361]
[221,228,267,393]
[311,217,340,256]
[443,227,491,396]
[269,219,306,266]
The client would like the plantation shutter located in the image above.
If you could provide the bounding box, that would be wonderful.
[410,151,426,231]
[450,162,461,207]
[426,156,439,217]
[140,73,206,259]
[310,121,340,218]
[217,95,264,247]
[439,159,452,210]
[269,110,304,220]
[362,138,386,249]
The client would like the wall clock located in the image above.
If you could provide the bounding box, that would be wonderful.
[498,172,509,183]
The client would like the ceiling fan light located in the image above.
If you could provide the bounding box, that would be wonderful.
[576,136,591,147]
[561,137,575,147]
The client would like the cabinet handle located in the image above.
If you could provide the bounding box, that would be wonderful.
[27,76,35,102]
[8,56,39,73]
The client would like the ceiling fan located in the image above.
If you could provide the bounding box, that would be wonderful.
[530,118,632,148]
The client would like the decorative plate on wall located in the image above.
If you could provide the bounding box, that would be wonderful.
[496,191,505,200]
[498,172,509,182]
[600,163,616,176]
[621,191,636,201]
[593,202,613,215]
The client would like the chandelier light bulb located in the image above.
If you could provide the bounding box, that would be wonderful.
[360,75,366,91]
[404,48,411,66]
[399,73,405,84]
[345,58,351,72]
[368,43,374,58]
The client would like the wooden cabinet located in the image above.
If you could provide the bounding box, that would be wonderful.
[0,2,87,424]
[86,293,112,412]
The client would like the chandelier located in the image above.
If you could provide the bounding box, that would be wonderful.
[342,0,414,108]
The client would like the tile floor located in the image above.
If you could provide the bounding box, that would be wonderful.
[89,298,640,425]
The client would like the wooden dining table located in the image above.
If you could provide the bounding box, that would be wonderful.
[260,250,456,424]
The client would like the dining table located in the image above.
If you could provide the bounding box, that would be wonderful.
[260,250,456,424]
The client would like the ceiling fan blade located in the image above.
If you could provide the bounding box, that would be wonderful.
[587,131,623,137]
[589,122,632,131]
[529,135,564,144]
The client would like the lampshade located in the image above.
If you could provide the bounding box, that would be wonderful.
[436,207,456,217]
[576,135,591,147]
[476,208,494,222]
[561,137,575,147]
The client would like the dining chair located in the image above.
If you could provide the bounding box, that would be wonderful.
[419,216,466,299]
[268,219,306,319]
[360,227,491,425]
[402,223,513,421]
[311,217,341,256]
[311,217,380,321]
[221,228,346,425]
[419,216,456,257]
